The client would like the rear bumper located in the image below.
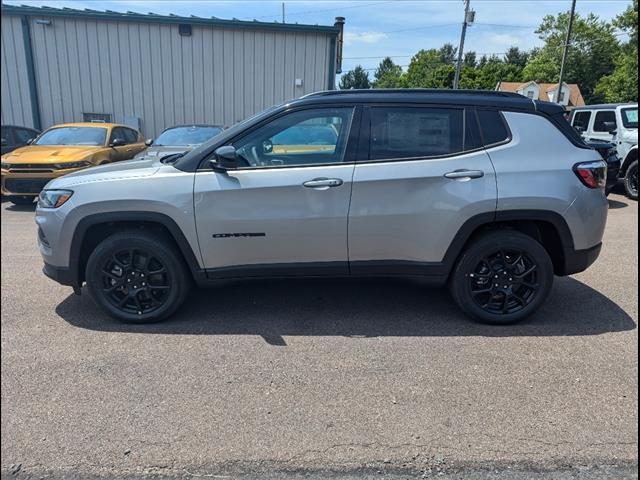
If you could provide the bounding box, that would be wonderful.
[561,242,602,276]
[42,262,78,287]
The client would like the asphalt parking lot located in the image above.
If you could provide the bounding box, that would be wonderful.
[1,193,638,480]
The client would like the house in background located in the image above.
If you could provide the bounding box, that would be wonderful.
[496,81,586,110]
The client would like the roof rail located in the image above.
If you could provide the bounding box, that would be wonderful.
[303,89,525,98]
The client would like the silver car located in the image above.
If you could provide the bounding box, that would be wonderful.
[135,124,223,160]
[36,89,608,325]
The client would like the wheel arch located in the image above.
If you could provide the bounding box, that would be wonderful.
[69,211,204,287]
[443,210,576,277]
[620,146,638,176]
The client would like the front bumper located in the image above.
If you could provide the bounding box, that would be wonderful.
[42,262,77,287]
[1,168,83,195]
[561,242,602,276]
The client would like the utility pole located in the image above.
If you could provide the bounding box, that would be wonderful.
[453,0,474,89]
[282,2,285,23]
[557,0,577,104]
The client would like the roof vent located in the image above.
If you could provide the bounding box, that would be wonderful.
[178,24,192,36]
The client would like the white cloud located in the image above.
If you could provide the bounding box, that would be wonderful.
[344,31,388,46]
[485,33,523,49]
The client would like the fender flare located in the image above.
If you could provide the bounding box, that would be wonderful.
[68,211,205,286]
[621,145,638,175]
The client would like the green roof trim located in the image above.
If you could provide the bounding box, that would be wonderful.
[0,3,340,35]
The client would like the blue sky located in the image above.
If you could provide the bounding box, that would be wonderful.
[4,0,632,77]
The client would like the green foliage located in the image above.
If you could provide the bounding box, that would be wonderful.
[373,57,404,88]
[338,65,371,90]
[595,0,638,102]
[522,11,621,103]
[337,1,637,104]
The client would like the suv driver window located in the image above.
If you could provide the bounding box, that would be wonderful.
[232,108,354,168]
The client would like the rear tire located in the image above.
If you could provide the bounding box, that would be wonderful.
[624,160,638,200]
[449,230,554,325]
[85,231,190,323]
[9,195,35,206]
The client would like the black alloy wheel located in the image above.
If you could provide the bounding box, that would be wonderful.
[468,249,538,315]
[86,232,190,323]
[449,230,554,324]
[624,160,638,200]
[100,248,171,316]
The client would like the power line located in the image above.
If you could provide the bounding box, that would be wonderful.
[347,22,460,37]
[250,1,393,20]
[343,52,508,60]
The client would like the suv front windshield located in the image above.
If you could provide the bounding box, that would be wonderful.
[175,102,286,170]
[155,126,223,146]
[34,127,107,146]
[621,107,638,129]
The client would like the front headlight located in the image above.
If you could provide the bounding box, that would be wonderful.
[53,161,92,170]
[38,189,73,208]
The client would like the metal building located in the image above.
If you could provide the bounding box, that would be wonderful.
[0,4,344,136]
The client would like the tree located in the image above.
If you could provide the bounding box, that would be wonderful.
[338,65,371,89]
[373,57,403,88]
[438,43,458,64]
[403,48,455,88]
[463,51,477,68]
[522,11,621,103]
[504,47,530,69]
[595,0,638,102]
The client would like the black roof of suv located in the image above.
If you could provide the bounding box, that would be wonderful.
[174,89,570,172]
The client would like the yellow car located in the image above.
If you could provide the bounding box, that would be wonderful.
[1,122,146,205]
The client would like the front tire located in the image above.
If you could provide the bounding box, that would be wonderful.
[85,231,190,323]
[624,160,638,200]
[9,195,35,206]
[449,230,554,325]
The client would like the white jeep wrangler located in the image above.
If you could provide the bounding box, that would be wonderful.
[570,103,638,200]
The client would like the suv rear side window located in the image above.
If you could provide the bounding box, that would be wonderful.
[593,111,616,132]
[370,107,464,160]
[476,110,510,146]
[572,111,592,130]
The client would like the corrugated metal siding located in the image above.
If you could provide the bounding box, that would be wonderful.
[1,15,35,128]
[1,13,334,137]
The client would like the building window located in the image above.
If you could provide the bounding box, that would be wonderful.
[526,91,535,99]
[83,113,112,123]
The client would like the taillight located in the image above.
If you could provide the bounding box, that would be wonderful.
[573,161,607,189]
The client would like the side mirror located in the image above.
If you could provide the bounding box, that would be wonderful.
[110,138,126,147]
[262,139,273,154]
[210,145,238,173]
[0,138,7,147]
[145,138,154,146]
[603,121,617,135]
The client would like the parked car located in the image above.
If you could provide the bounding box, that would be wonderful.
[586,141,620,196]
[1,122,145,205]
[36,89,608,325]
[570,103,638,199]
[135,125,223,160]
[1,125,40,155]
